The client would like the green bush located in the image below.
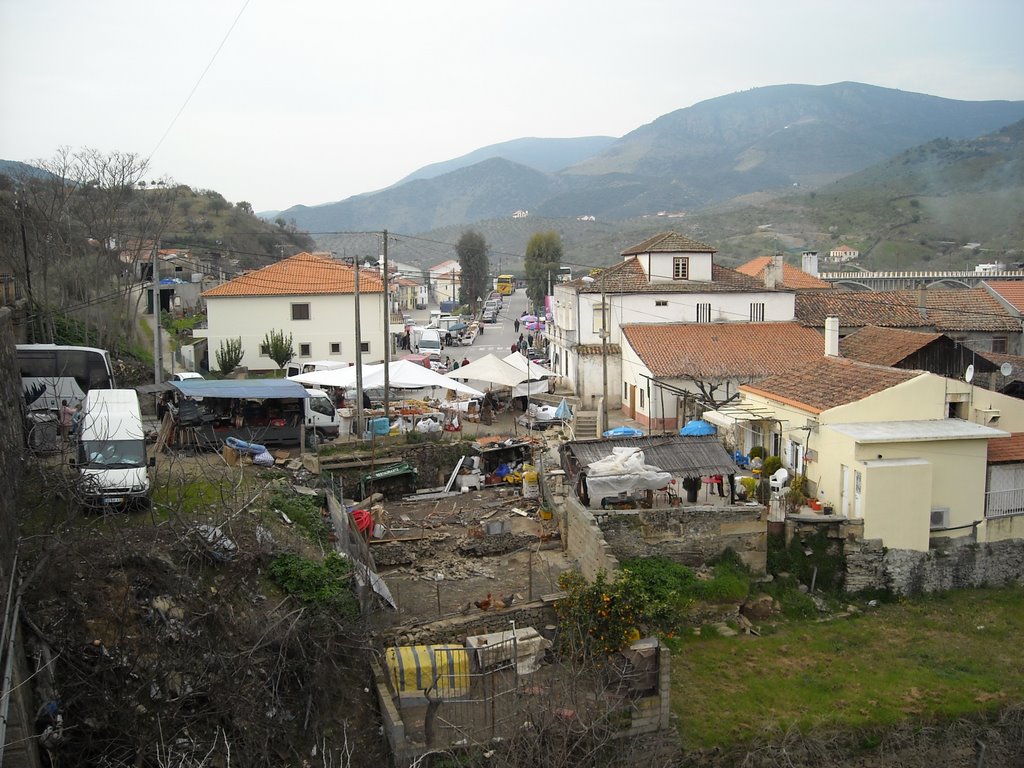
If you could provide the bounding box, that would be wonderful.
[748,445,765,460]
[267,552,357,616]
[762,455,782,478]
[269,489,329,545]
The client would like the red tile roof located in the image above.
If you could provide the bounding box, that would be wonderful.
[621,232,716,256]
[622,322,825,378]
[984,281,1024,313]
[838,326,944,366]
[735,256,833,290]
[202,252,384,297]
[796,289,1019,332]
[568,257,771,295]
[988,433,1024,463]
[740,356,920,414]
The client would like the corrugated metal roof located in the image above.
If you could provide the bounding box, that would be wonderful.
[170,379,310,399]
[562,434,738,477]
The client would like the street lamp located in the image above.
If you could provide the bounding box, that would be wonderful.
[581,275,608,433]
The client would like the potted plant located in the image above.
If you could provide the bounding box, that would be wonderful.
[823,501,835,515]
[681,476,701,503]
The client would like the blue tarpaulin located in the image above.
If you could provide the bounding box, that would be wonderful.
[170,379,310,399]
[679,419,716,436]
[554,397,572,420]
[603,426,643,438]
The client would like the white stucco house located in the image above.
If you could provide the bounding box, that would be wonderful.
[195,251,387,372]
[547,232,798,424]
[727,320,1024,551]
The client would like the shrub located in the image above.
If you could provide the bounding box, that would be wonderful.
[215,337,243,375]
[748,445,765,460]
[267,552,357,616]
[762,455,782,478]
[739,477,758,498]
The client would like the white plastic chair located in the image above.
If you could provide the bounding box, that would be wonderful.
[769,467,790,493]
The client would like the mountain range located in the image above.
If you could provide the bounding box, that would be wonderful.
[274,82,1024,239]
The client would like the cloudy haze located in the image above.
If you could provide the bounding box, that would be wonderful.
[2,0,1023,213]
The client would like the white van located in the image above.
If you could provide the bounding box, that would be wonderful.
[416,328,443,360]
[74,389,153,510]
[285,359,349,379]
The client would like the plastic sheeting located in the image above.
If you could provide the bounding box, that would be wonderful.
[585,447,672,502]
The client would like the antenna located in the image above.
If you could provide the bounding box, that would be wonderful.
[965,364,975,383]
[1001,362,1013,378]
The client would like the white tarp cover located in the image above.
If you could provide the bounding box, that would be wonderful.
[292,360,483,396]
[585,447,672,503]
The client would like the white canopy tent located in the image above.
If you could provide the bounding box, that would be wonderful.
[444,353,526,388]
[502,351,556,379]
[292,360,483,396]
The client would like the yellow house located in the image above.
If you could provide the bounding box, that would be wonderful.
[736,352,1022,552]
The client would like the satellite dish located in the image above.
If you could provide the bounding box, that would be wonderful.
[965,364,975,383]
[1001,362,1014,377]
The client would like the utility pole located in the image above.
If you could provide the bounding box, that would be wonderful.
[382,230,390,421]
[354,258,363,438]
[153,245,162,384]
[600,275,608,434]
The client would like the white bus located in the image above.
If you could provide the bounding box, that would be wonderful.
[17,344,115,412]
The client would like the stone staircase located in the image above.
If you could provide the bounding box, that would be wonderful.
[574,411,600,440]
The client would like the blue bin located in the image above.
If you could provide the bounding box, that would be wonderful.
[371,417,390,436]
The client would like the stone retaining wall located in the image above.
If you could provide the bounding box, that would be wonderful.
[597,506,768,575]
[844,537,1024,595]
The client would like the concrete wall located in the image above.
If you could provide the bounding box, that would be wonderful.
[844,537,1024,595]
[563,494,620,581]
[596,506,768,575]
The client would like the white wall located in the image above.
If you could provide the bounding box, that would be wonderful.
[199,292,386,371]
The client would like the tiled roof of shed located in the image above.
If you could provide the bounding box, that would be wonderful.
[622,322,824,378]
[740,356,921,414]
[838,326,944,366]
[621,232,716,256]
[735,256,833,289]
[795,289,1019,332]
[202,252,384,297]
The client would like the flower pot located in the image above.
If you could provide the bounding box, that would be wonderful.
[823,506,834,515]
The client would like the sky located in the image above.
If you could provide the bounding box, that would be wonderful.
[2,0,1024,213]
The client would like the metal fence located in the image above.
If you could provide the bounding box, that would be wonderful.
[985,487,1024,519]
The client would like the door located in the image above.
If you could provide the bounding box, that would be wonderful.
[628,384,636,419]
[840,464,851,517]
[853,469,863,519]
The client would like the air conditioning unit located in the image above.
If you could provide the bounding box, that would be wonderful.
[930,507,950,530]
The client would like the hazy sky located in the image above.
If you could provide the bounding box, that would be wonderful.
[3,0,1023,213]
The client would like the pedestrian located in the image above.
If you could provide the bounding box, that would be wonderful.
[70,402,84,438]
[514,318,520,333]
[518,333,524,343]
[444,356,451,369]
[60,399,74,441]
[452,360,460,370]
[510,343,517,355]
[527,333,534,348]
[445,331,453,346]
[403,330,411,350]
[711,474,725,497]
[462,356,470,368]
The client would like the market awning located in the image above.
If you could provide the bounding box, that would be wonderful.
[170,379,310,399]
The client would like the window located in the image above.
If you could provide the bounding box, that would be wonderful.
[259,343,269,356]
[672,257,689,280]
[330,342,341,354]
[655,300,668,307]
[696,303,712,323]
[624,382,628,398]
[992,336,1008,354]
[592,303,608,334]
[291,303,310,321]
[750,302,765,322]
[639,389,644,408]
[299,343,311,357]
[360,342,370,353]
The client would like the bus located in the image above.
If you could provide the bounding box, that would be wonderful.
[17,344,115,412]
[495,274,515,296]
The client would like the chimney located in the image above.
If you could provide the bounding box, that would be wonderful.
[917,286,928,320]
[763,255,780,289]
[825,316,840,357]
[802,251,819,277]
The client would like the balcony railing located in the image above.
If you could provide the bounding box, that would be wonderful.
[984,488,1024,519]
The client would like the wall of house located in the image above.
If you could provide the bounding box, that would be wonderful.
[595,506,767,574]
[859,459,933,551]
[200,292,386,371]
[986,514,1024,541]
[562,494,620,580]
[844,537,1024,595]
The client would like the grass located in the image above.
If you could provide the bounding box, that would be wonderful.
[670,586,1024,750]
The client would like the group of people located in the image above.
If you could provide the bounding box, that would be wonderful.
[443,355,471,372]
[511,332,534,354]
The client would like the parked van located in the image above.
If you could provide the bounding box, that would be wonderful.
[74,389,153,510]
[285,359,349,379]
[416,328,443,360]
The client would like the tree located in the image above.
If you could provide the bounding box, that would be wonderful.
[262,329,294,371]
[215,337,243,375]
[456,230,489,310]
[235,200,253,216]
[524,230,563,308]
